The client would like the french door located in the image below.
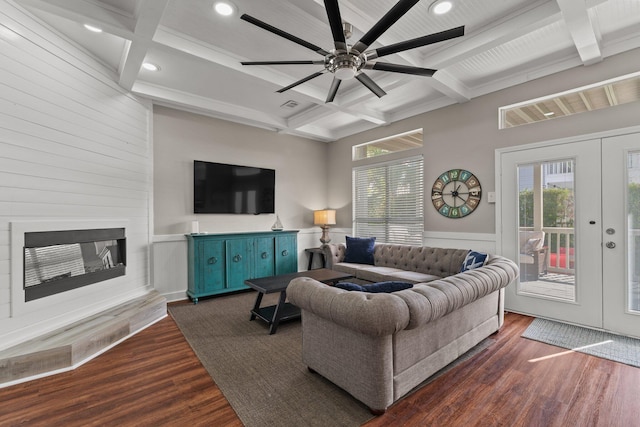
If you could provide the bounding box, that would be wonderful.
[499,132,640,338]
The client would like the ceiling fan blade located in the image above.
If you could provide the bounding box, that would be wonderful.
[276,71,325,93]
[325,78,342,103]
[355,73,387,98]
[324,0,347,50]
[241,60,325,65]
[371,26,465,59]
[369,62,437,76]
[241,14,329,56]
[352,0,421,53]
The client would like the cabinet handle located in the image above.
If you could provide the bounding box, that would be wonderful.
[261,252,269,259]
[207,256,218,265]
[281,250,289,257]
[233,254,242,262]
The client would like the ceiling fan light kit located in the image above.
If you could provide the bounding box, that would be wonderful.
[240,0,464,103]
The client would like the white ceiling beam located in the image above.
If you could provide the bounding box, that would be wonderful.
[556,0,602,65]
[133,81,334,141]
[14,0,135,39]
[118,0,170,90]
[430,70,470,103]
[132,81,289,129]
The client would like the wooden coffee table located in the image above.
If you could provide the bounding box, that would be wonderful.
[244,268,353,334]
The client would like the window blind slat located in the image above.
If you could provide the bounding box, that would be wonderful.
[353,156,423,245]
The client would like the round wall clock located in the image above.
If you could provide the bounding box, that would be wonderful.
[431,169,482,218]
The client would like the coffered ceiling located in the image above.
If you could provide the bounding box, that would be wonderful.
[14,0,640,142]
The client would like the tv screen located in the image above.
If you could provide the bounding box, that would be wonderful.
[194,160,275,214]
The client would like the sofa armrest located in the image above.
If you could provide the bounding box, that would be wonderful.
[322,243,345,269]
[287,277,410,336]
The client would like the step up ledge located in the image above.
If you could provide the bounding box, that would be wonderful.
[0,291,167,386]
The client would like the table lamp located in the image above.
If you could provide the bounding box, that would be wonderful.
[314,209,336,246]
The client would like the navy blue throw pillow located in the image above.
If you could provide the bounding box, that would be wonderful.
[344,236,376,265]
[335,282,365,292]
[335,281,413,293]
[460,250,488,272]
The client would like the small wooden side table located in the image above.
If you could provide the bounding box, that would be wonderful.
[305,247,326,270]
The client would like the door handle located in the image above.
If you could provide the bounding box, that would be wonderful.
[605,241,616,249]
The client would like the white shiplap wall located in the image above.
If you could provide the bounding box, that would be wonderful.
[0,2,153,350]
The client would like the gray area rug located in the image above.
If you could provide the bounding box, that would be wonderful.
[522,317,640,368]
[169,291,495,426]
[168,291,373,427]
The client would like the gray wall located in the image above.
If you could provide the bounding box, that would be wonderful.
[153,106,329,235]
[328,48,640,235]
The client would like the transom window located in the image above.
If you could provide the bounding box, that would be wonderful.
[352,129,423,160]
[499,71,640,129]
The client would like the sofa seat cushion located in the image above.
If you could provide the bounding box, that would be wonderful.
[383,270,442,284]
[332,262,371,276]
[355,266,408,283]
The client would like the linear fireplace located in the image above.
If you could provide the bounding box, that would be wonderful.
[23,228,126,302]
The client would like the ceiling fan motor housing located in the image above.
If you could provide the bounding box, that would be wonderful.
[326,49,364,80]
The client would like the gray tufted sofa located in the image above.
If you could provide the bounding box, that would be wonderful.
[322,242,473,283]
[287,243,519,414]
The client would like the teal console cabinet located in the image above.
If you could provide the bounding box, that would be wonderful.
[186,230,298,303]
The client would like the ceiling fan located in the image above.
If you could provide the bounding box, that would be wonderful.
[240,0,464,103]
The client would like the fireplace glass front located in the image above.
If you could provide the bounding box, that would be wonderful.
[23,228,126,302]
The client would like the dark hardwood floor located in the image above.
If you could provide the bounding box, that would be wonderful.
[0,311,638,426]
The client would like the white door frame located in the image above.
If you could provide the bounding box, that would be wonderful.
[495,125,640,331]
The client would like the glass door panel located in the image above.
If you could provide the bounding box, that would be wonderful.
[627,151,640,314]
[517,160,575,302]
[500,139,602,329]
[602,133,640,338]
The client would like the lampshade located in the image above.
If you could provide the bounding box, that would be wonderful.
[314,209,336,225]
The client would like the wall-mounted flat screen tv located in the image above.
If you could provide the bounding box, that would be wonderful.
[194,160,275,214]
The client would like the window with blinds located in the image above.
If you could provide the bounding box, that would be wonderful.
[353,155,424,245]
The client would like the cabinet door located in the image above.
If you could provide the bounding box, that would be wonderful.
[225,239,251,289]
[275,234,297,274]
[199,240,225,293]
[254,237,275,279]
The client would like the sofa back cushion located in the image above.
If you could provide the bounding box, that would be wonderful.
[373,244,469,278]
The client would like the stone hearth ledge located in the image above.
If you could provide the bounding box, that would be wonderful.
[0,290,167,387]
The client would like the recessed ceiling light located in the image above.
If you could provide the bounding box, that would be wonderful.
[83,24,103,33]
[544,112,555,117]
[429,0,453,15]
[214,1,236,16]
[142,62,160,71]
